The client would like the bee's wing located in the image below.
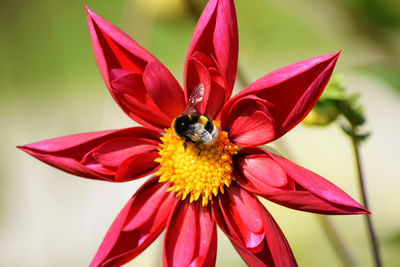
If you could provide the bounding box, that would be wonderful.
[183,123,212,143]
[198,129,213,143]
[183,83,204,115]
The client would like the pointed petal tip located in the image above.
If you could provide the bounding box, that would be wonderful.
[320,50,341,63]
[325,49,341,63]
[350,208,370,215]
[345,203,370,215]
[17,144,31,153]
[311,50,340,65]
[333,49,341,60]
[85,6,97,26]
[328,49,341,57]
[84,5,92,15]
[84,6,100,22]
[358,206,371,215]
[345,195,369,214]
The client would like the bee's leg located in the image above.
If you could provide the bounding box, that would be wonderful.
[183,137,190,151]
[194,142,201,156]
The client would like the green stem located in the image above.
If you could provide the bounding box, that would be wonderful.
[350,126,383,267]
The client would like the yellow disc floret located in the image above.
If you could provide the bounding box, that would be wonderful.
[155,122,237,206]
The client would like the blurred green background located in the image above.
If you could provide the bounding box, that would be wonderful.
[1,0,400,266]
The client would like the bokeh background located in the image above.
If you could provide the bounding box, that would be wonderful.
[1,0,400,266]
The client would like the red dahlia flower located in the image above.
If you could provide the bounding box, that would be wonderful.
[18,0,368,266]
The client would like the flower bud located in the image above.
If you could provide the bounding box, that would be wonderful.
[303,100,339,126]
[136,0,185,17]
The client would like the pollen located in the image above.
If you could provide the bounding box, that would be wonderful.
[155,122,237,206]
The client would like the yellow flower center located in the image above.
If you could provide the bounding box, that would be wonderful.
[155,122,237,206]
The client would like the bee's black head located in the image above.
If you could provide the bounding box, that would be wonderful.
[174,115,192,134]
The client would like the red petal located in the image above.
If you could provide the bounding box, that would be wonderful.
[186,56,212,114]
[206,76,226,119]
[234,148,288,188]
[268,150,369,214]
[143,61,185,120]
[90,177,178,267]
[163,202,217,267]
[110,68,172,130]
[224,51,340,142]
[18,127,161,182]
[213,185,297,267]
[81,136,158,175]
[217,185,265,250]
[235,148,369,215]
[184,0,238,116]
[115,152,160,182]
[86,7,179,130]
[85,7,154,81]
[221,95,275,147]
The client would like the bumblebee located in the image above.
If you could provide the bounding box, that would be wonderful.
[171,83,218,151]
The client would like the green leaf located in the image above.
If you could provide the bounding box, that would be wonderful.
[303,100,339,126]
[319,87,347,101]
[352,107,366,126]
[339,122,353,138]
[355,132,371,142]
